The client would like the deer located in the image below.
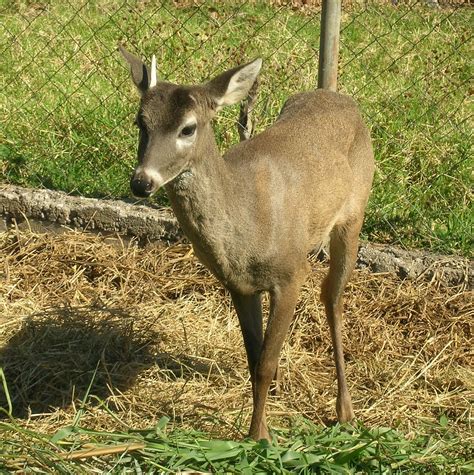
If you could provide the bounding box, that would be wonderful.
[119,45,375,441]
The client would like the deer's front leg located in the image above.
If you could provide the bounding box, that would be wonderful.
[249,274,304,441]
[230,291,264,402]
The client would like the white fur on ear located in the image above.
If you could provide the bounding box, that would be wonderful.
[218,58,262,108]
[150,55,157,88]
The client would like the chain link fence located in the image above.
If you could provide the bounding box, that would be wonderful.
[1,1,472,254]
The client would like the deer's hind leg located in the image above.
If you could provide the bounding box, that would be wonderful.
[320,217,363,423]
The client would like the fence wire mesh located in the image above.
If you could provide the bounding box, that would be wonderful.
[1,1,472,254]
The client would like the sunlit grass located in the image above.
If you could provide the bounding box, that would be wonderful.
[1,415,472,474]
[0,1,471,254]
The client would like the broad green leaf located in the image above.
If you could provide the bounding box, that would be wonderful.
[50,426,76,443]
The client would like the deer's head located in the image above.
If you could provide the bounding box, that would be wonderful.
[119,45,261,198]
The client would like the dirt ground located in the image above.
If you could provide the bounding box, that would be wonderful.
[0,228,472,440]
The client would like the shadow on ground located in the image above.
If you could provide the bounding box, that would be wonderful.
[0,306,160,418]
[0,305,230,419]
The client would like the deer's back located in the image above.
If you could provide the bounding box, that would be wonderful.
[227,89,371,172]
[261,89,366,161]
[225,89,373,209]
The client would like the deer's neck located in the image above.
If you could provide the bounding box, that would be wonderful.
[165,134,240,284]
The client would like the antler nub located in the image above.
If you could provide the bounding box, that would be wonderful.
[150,55,157,88]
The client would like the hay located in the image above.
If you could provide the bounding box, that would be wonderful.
[0,228,472,441]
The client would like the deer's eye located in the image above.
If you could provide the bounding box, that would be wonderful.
[179,123,196,138]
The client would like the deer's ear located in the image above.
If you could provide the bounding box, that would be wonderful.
[205,58,262,110]
[118,45,157,93]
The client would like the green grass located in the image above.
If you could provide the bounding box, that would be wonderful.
[1,416,472,473]
[0,1,472,255]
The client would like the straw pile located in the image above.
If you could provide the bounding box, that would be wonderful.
[0,228,472,440]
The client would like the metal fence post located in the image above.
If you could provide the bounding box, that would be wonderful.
[317,0,342,91]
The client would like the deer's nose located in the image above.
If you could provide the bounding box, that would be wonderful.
[130,173,153,198]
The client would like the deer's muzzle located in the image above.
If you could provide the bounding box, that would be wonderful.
[130,170,155,198]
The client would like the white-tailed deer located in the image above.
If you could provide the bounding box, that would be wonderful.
[119,46,374,441]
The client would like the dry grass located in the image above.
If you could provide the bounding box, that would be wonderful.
[0,228,472,443]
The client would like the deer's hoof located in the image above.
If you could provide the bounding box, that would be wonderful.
[249,422,271,442]
[336,396,355,423]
